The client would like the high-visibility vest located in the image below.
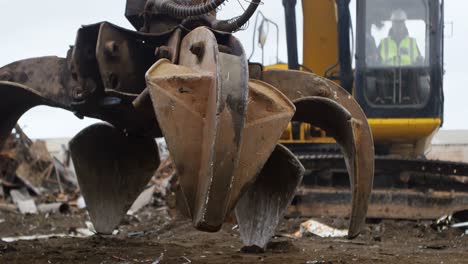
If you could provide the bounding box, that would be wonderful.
[379,36,419,65]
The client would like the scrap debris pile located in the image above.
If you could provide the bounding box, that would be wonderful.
[0,125,176,217]
[0,125,77,215]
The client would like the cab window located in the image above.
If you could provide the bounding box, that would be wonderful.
[362,0,431,107]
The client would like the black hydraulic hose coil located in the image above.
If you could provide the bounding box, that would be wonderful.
[154,0,227,18]
[213,0,261,32]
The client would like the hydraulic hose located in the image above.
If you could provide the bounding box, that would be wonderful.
[153,0,227,18]
[212,0,261,32]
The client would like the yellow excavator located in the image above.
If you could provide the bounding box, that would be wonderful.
[254,0,468,219]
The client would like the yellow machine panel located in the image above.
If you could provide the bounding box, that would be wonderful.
[369,118,441,143]
[280,118,441,146]
[302,0,339,74]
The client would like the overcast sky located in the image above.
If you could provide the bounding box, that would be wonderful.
[0,0,466,138]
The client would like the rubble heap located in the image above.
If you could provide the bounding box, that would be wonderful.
[0,125,77,214]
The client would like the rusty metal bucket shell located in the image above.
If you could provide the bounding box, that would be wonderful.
[146,58,245,231]
[226,80,296,214]
[147,27,301,232]
[146,27,252,232]
[146,30,299,232]
[235,144,305,248]
[69,123,159,234]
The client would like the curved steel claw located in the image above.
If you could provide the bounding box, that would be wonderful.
[0,56,76,107]
[69,123,160,234]
[261,69,374,238]
[146,27,295,232]
[0,81,51,148]
[235,144,305,249]
[0,57,77,149]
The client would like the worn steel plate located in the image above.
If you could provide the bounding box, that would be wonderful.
[70,123,159,233]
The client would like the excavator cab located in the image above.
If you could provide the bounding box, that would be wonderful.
[278,0,444,151]
[355,0,444,120]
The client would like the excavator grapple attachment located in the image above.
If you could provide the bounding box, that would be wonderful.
[146,27,297,232]
[261,69,374,237]
[69,123,160,233]
[0,0,375,247]
[235,144,305,249]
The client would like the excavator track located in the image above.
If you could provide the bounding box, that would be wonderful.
[287,145,468,220]
[298,153,468,177]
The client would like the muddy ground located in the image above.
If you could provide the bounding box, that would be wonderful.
[0,206,467,264]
